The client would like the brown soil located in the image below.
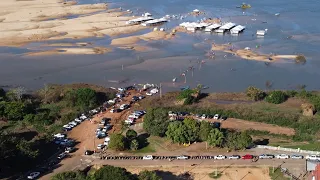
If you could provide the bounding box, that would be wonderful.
[208,118,295,136]
[125,166,271,180]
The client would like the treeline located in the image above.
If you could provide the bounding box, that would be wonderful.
[51,165,162,180]
[143,108,252,150]
[0,85,115,178]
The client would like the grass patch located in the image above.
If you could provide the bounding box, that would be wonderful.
[209,171,222,179]
[130,144,155,154]
[269,167,290,180]
[283,142,320,151]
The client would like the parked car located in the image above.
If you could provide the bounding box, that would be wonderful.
[176,155,189,160]
[214,155,226,160]
[74,118,82,123]
[306,155,320,161]
[139,96,145,99]
[291,155,303,159]
[228,155,240,159]
[97,144,105,150]
[125,119,134,124]
[221,116,227,120]
[85,150,94,155]
[259,154,274,159]
[276,154,289,159]
[207,115,214,119]
[201,114,206,119]
[53,133,66,139]
[213,114,219,120]
[241,154,253,159]
[57,152,67,160]
[143,155,153,160]
[27,172,40,179]
[146,92,153,96]
[65,147,76,153]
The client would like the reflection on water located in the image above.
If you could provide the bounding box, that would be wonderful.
[0,0,320,92]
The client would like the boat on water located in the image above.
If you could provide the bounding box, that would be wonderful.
[180,86,190,91]
[202,86,209,89]
[172,77,177,82]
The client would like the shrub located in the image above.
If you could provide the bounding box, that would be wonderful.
[177,89,196,100]
[295,55,306,64]
[245,86,265,101]
[265,91,287,104]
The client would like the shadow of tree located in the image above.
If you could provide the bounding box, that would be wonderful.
[155,170,194,180]
[137,133,150,149]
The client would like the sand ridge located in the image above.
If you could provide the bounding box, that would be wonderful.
[210,43,298,62]
[0,0,149,49]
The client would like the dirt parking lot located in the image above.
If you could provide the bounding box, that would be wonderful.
[68,89,145,154]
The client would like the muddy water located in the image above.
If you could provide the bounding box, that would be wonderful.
[0,0,320,92]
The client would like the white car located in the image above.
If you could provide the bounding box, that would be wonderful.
[74,118,82,123]
[65,147,75,153]
[143,155,153,160]
[228,155,240,159]
[125,119,134,124]
[214,155,226,160]
[110,109,116,113]
[146,92,153,96]
[276,154,289,159]
[291,155,303,159]
[53,133,66,139]
[213,114,219,120]
[97,144,105,150]
[79,115,87,120]
[306,155,320,161]
[176,155,189,160]
[259,154,274,159]
[118,87,125,91]
[201,114,206,119]
[27,172,40,179]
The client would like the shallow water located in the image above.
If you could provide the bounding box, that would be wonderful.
[0,0,320,92]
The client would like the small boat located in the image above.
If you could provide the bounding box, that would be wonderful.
[172,78,177,82]
[202,86,209,89]
[180,86,190,91]
[275,13,280,16]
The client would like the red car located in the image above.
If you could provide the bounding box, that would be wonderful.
[241,154,253,159]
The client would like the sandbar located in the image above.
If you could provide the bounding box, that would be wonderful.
[210,43,298,62]
[25,47,111,56]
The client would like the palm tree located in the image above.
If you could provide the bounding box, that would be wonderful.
[207,129,224,147]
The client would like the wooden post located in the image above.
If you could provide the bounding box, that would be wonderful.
[160,83,162,98]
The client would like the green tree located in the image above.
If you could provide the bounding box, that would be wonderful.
[75,88,97,110]
[224,131,239,150]
[207,129,224,147]
[51,171,86,180]
[33,112,54,125]
[126,129,138,140]
[4,101,26,121]
[183,118,199,142]
[245,86,265,101]
[130,139,139,151]
[166,121,187,144]
[23,114,35,123]
[93,165,134,180]
[265,91,287,104]
[109,134,126,151]
[143,108,170,137]
[224,131,252,150]
[0,101,6,117]
[0,88,5,100]
[139,170,162,180]
[238,131,252,149]
[199,121,212,141]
